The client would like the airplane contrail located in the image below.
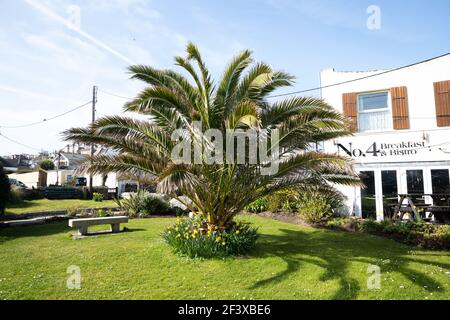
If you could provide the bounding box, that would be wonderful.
[24,0,136,66]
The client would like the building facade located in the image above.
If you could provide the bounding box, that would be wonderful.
[321,54,450,220]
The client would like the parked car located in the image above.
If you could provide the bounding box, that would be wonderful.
[9,178,28,189]
[76,177,87,187]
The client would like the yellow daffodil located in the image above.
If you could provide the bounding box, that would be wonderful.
[222,242,226,246]
[236,230,240,235]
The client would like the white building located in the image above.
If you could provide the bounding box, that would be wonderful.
[321,53,450,220]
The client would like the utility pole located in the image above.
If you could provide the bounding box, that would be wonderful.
[89,85,98,194]
[55,150,60,186]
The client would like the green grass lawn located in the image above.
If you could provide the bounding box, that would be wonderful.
[5,199,118,215]
[0,216,449,300]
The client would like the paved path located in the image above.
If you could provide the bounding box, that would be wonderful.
[0,207,123,228]
[0,214,68,227]
[0,211,68,228]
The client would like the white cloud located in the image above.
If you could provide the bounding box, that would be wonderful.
[25,0,137,65]
[0,84,60,102]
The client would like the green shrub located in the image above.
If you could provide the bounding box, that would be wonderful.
[140,194,170,217]
[171,206,186,217]
[263,190,296,213]
[8,187,23,205]
[361,219,384,233]
[326,217,363,231]
[245,198,268,213]
[266,194,283,213]
[162,216,259,258]
[22,188,45,200]
[360,220,450,250]
[0,165,11,215]
[382,221,411,236]
[442,226,450,243]
[66,206,83,217]
[296,195,331,224]
[116,191,171,217]
[39,159,55,171]
[96,209,113,217]
[92,192,104,202]
[260,186,346,220]
[326,217,346,229]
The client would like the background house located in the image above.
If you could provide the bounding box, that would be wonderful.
[0,156,19,173]
[0,154,33,172]
[5,144,140,196]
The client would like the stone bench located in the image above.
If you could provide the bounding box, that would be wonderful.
[68,216,129,236]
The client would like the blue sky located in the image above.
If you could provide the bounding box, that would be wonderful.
[0,0,449,155]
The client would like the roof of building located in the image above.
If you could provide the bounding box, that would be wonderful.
[58,153,88,169]
[1,156,18,168]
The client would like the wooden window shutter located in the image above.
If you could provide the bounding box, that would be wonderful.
[391,86,410,130]
[434,80,450,127]
[342,93,357,131]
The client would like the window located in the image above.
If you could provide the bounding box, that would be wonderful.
[382,171,398,197]
[431,169,450,194]
[382,171,398,219]
[357,92,392,132]
[434,80,450,127]
[360,171,376,219]
[407,170,424,194]
[125,183,138,193]
[307,141,324,152]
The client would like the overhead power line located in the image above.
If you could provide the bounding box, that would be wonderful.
[0,131,42,151]
[0,100,92,129]
[268,52,450,98]
[99,52,450,101]
[98,88,133,100]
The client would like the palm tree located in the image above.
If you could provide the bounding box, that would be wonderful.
[63,43,359,229]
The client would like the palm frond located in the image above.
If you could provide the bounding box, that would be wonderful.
[212,50,253,126]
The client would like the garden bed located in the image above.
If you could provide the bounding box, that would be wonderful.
[252,213,450,251]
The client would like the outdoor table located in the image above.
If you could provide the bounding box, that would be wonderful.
[392,194,450,222]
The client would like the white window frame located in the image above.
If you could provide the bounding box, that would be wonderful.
[357,90,393,133]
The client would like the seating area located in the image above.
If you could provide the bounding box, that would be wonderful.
[390,194,450,223]
[68,216,129,236]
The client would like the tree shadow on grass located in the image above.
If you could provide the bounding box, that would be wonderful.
[0,221,70,244]
[72,227,147,238]
[3,201,39,217]
[0,223,147,243]
[249,228,449,299]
